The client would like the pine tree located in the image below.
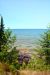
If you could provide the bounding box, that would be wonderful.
[0,16,4,51]
[39,28,50,65]
[0,16,19,71]
[0,16,4,33]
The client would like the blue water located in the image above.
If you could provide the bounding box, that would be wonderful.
[12,29,47,49]
[12,29,46,36]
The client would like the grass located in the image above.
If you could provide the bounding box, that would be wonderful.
[0,63,50,75]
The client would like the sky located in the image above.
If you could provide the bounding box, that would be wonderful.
[0,0,50,29]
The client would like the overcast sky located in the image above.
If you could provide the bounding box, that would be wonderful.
[0,0,50,29]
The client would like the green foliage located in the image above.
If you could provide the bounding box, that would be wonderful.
[30,26,50,70]
[0,16,50,71]
[39,29,50,65]
[0,16,20,71]
[27,26,50,70]
[0,16,5,51]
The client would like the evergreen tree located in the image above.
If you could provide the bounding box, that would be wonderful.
[0,16,4,33]
[0,16,19,71]
[39,28,50,65]
[0,16,4,51]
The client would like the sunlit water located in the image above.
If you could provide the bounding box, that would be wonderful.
[12,29,47,50]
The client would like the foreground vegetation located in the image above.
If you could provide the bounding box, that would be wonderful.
[0,16,50,74]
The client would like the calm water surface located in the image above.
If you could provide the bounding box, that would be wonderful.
[12,29,47,50]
